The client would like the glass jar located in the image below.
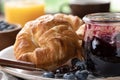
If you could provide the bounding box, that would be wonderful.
[4,0,45,27]
[83,13,120,77]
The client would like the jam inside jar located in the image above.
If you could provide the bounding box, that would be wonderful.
[83,13,120,77]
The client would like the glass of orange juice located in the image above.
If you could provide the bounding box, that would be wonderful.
[4,0,45,27]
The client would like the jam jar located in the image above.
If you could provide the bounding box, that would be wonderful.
[83,13,120,77]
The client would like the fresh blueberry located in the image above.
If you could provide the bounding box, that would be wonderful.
[71,61,86,72]
[0,21,4,23]
[71,58,81,66]
[80,70,89,78]
[0,24,7,31]
[56,65,70,74]
[63,72,76,80]
[75,61,86,70]
[0,21,15,31]
[75,70,84,80]
[43,71,55,78]
[75,70,87,80]
[75,70,89,80]
[56,69,61,73]
[87,74,96,79]
[55,73,63,78]
[0,21,6,25]
[5,25,15,30]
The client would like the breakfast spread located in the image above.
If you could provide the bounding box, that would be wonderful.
[13,14,84,71]
[1,0,120,79]
[12,13,120,79]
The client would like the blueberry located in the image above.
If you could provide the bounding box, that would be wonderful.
[55,73,63,78]
[43,71,55,78]
[75,70,89,80]
[0,21,4,23]
[63,73,76,80]
[80,70,89,79]
[75,61,86,70]
[0,24,7,31]
[71,58,81,66]
[5,25,15,30]
[56,69,61,73]
[71,61,86,72]
[55,69,63,78]
[87,74,96,79]
[56,65,70,74]
[75,70,84,80]
[0,21,6,25]
[0,21,15,31]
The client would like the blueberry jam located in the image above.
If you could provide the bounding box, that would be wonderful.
[91,36,117,57]
[0,21,16,31]
[84,24,120,77]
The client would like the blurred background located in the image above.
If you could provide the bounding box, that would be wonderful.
[0,0,120,14]
[0,0,120,26]
[1,0,120,14]
[0,0,70,15]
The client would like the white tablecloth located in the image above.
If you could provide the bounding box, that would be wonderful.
[0,71,24,80]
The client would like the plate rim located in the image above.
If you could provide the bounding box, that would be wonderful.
[0,46,63,80]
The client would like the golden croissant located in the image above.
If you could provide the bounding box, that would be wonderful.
[14,13,84,71]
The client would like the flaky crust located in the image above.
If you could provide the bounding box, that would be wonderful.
[76,24,85,40]
[14,14,84,70]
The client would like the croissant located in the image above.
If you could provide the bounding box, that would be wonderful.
[14,14,84,70]
[76,24,85,40]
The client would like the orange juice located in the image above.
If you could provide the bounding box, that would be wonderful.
[4,0,45,27]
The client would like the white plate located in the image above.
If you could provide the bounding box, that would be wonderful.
[0,46,63,80]
[0,46,104,80]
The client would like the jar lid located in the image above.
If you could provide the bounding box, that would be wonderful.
[83,13,120,23]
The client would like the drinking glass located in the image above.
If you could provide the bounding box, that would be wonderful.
[4,0,45,27]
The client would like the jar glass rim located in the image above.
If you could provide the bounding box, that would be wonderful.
[83,12,120,23]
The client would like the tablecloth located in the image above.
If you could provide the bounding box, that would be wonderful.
[0,71,24,80]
